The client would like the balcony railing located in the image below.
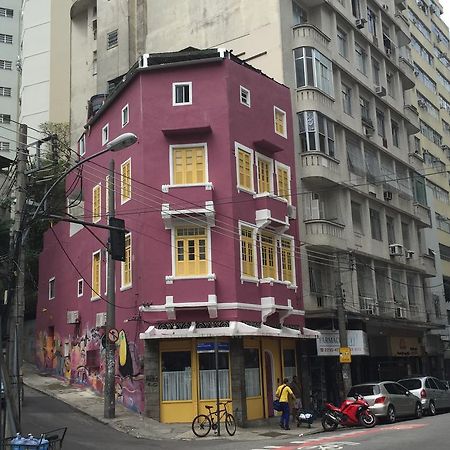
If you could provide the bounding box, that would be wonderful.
[310,292,335,310]
[304,219,345,249]
[398,56,415,89]
[300,152,340,184]
[295,87,335,116]
[404,104,420,134]
[292,24,330,53]
[414,202,432,227]
[421,254,436,277]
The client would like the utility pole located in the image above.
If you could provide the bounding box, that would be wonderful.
[104,159,116,418]
[335,252,352,399]
[7,123,28,434]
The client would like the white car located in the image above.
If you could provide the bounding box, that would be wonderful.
[398,377,450,415]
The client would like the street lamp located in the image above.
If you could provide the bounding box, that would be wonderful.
[29,132,138,420]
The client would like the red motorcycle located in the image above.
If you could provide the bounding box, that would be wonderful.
[321,394,376,431]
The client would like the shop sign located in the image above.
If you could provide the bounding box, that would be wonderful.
[316,330,369,356]
[197,342,230,353]
[390,337,422,357]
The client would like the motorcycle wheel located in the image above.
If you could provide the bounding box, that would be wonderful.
[321,413,338,431]
[359,410,377,428]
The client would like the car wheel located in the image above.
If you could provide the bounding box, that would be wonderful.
[387,405,396,424]
[414,402,422,419]
[428,400,436,416]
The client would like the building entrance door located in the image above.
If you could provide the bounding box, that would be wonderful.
[265,351,274,417]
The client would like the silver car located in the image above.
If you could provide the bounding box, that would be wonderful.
[348,382,422,423]
[398,377,450,415]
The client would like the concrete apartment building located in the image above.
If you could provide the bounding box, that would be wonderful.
[0,0,20,160]
[68,0,448,403]
[407,0,450,376]
[20,0,71,137]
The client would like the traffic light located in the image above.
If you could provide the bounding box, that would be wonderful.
[109,217,126,261]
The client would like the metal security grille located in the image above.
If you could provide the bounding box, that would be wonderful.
[0,7,13,17]
[0,87,11,96]
[0,34,13,44]
[0,114,11,124]
[0,142,10,152]
[0,60,12,70]
[107,29,118,49]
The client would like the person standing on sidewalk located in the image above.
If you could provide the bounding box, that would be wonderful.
[276,378,295,430]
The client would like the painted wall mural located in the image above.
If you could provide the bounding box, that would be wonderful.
[36,325,144,413]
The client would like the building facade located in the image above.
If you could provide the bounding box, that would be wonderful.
[35,49,306,424]
[0,0,20,160]
[20,0,71,135]
[407,0,450,377]
[69,0,446,398]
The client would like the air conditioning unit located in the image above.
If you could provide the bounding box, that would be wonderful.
[287,204,297,220]
[383,191,393,201]
[441,144,450,151]
[405,250,415,259]
[373,35,378,46]
[395,306,407,319]
[67,310,80,324]
[375,86,386,97]
[385,48,392,57]
[389,243,404,256]
[417,99,427,108]
[413,69,420,76]
[365,126,374,137]
[96,312,107,327]
[355,18,367,29]
[440,101,447,110]
[382,4,389,11]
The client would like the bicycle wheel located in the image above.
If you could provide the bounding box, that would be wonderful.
[192,414,211,437]
[225,413,236,436]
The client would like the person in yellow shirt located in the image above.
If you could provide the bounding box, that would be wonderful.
[276,378,295,430]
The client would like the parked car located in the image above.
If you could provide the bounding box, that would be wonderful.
[347,381,422,423]
[398,376,450,415]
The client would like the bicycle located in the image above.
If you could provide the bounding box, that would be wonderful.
[191,400,236,437]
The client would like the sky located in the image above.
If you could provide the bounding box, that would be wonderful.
[442,3,450,29]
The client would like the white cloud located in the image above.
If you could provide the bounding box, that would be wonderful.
[442,4,450,29]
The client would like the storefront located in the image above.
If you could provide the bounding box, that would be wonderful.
[141,322,309,424]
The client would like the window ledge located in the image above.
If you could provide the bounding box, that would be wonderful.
[91,296,100,302]
[120,284,132,292]
[165,274,216,284]
[240,276,259,285]
[237,186,256,195]
[121,197,131,205]
[162,182,213,193]
[253,192,286,203]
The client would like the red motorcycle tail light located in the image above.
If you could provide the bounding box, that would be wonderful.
[374,396,386,404]
[420,389,427,398]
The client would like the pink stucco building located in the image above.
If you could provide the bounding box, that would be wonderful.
[36,48,304,424]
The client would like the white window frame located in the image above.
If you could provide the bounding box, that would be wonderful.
[279,234,296,286]
[274,106,287,138]
[102,123,109,145]
[169,143,209,187]
[240,86,251,107]
[91,250,101,301]
[172,82,192,106]
[121,104,129,127]
[255,152,274,195]
[235,142,255,194]
[259,231,279,281]
[79,134,86,156]
[77,279,84,297]
[238,221,258,282]
[168,225,213,280]
[275,161,292,204]
[120,158,132,204]
[48,277,55,300]
[121,232,132,290]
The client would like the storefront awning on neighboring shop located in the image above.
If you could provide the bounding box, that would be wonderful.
[140,321,320,340]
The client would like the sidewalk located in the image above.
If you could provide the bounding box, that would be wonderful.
[23,363,322,441]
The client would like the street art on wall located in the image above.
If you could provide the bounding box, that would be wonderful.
[36,325,144,413]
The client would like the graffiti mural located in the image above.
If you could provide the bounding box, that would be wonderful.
[36,325,144,413]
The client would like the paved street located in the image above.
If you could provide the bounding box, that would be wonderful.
[19,386,450,450]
